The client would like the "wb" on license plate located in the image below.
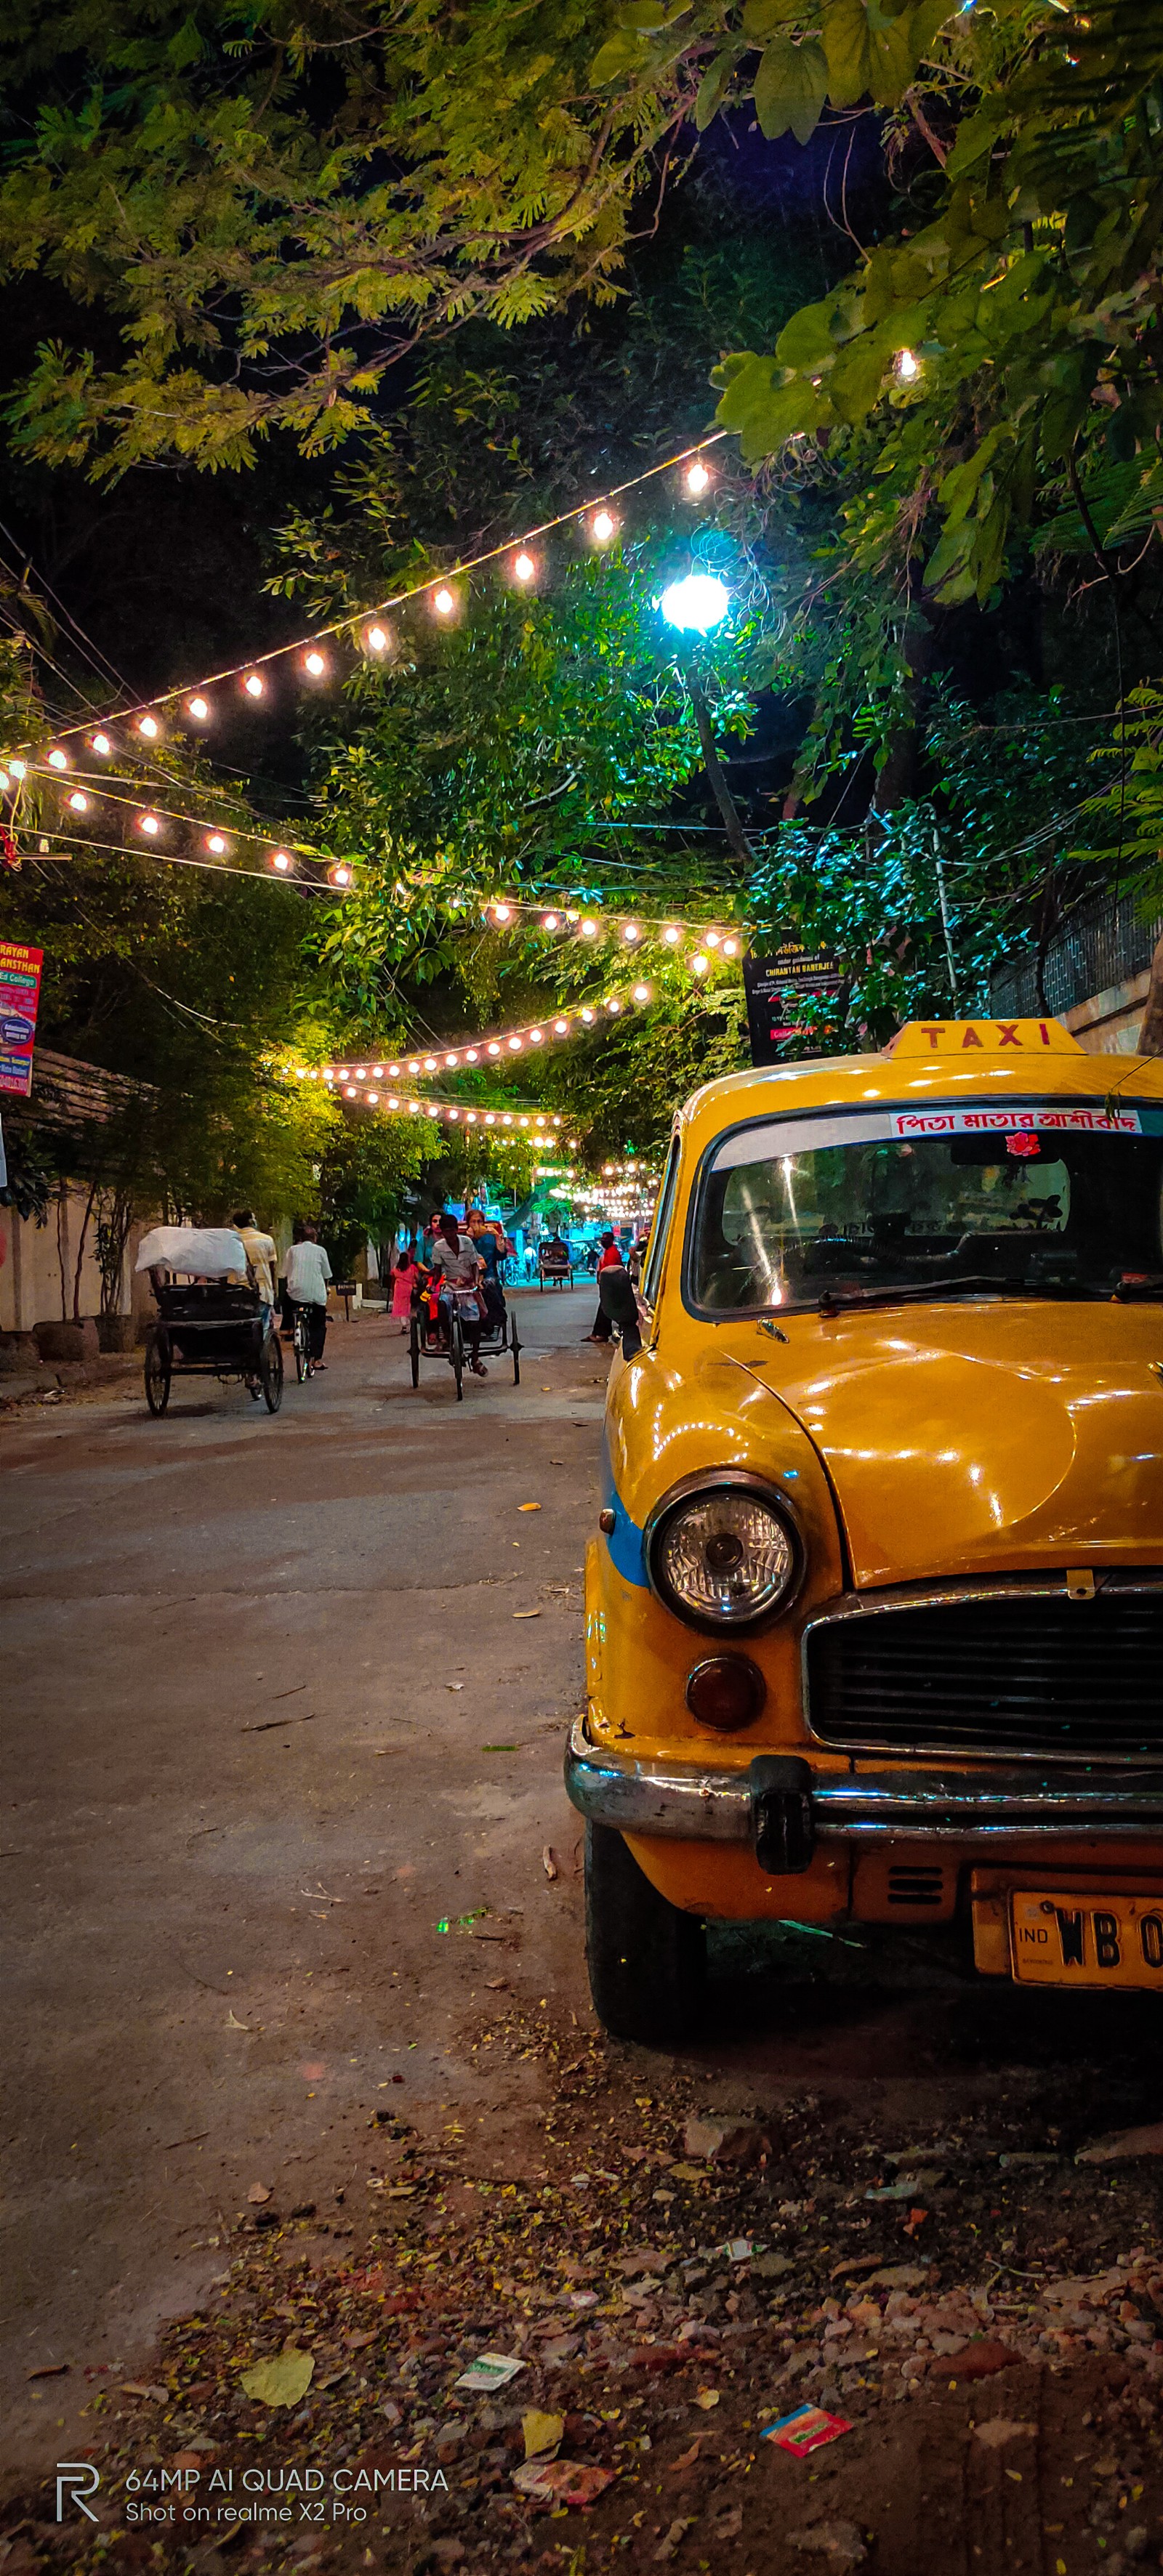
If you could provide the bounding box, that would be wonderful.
[1010,1891,1163,1989]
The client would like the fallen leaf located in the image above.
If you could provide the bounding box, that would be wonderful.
[446,1684,464,1693]
[973,2420,1038,2450]
[518,1503,542,1513]
[226,2011,251,2031]
[485,1977,508,1990]
[951,2341,1018,2381]
[713,2506,744,2540]
[694,2389,720,2410]
[670,2439,701,2472]
[654,2519,696,2563]
[522,2409,564,2460]
[27,2363,68,2381]
[246,2183,272,2204]
[542,1845,560,1880]
[238,2351,315,2408]
[513,1610,541,1620]
[118,2383,169,2402]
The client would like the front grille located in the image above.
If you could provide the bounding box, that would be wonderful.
[806,1589,1163,1759]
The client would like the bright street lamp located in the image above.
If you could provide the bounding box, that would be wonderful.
[659,572,731,634]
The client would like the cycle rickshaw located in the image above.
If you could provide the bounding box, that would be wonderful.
[137,1225,284,1416]
[409,1266,520,1400]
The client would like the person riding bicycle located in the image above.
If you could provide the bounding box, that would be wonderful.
[427,1211,488,1376]
[285,1219,332,1370]
[464,1207,505,1333]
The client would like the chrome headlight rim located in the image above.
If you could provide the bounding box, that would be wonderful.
[643,1468,806,1634]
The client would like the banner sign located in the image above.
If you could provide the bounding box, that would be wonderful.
[0,940,43,1095]
[743,942,841,1064]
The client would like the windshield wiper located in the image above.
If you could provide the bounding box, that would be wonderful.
[817,1273,1054,1315]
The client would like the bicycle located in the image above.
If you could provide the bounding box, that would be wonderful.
[291,1304,315,1382]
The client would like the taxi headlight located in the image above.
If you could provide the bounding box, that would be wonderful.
[647,1477,802,1630]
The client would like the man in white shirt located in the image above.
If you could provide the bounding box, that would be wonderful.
[284,1222,333,1368]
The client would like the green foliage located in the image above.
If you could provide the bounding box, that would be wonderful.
[1075,687,1163,895]
[315,1108,438,1275]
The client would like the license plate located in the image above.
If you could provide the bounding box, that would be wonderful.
[1010,1890,1163,1990]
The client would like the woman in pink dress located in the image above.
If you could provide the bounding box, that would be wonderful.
[390,1246,418,1334]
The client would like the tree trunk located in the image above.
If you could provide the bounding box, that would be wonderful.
[73,1179,97,1324]
[1140,929,1163,1056]
[686,674,755,867]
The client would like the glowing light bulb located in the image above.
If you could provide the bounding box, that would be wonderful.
[660,573,730,633]
[518,1117,529,1130]
[508,1037,522,1052]
[445,1053,459,1067]
[68,790,88,812]
[486,1113,496,1127]
[137,714,159,739]
[48,748,68,770]
[691,950,709,975]
[137,812,160,836]
[91,734,112,757]
[244,674,264,698]
[372,1065,384,1078]
[206,833,228,855]
[448,1108,459,1122]
[331,863,353,887]
[553,1018,568,1034]
[663,924,681,945]
[409,1101,420,1115]
[685,459,711,496]
[512,552,536,584]
[408,1059,421,1074]
[622,922,640,942]
[591,511,616,545]
[366,1092,379,1105]
[723,936,739,958]
[424,1056,438,1072]
[529,1028,543,1044]
[365,626,388,654]
[387,1063,400,1076]
[896,347,920,382]
[9,759,25,778]
[607,998,621,1014]
[188,697,210,722]
[581,1008,595,1025]
[465,1049,478,1064]
[632,982,651,1003]
[492,902,511,923]
[581,918,597,940]
[387,1096,399,1109]
[303,650,326,677]
[467,1111,478,1125]
[542,913,559,931]
[270,849,291,873]
[705,931,721,948]
[432,586,456,617]
[0,769,8,791]
[345,1085,357,1099]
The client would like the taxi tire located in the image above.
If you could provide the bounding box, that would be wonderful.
[584,1821,706,2043]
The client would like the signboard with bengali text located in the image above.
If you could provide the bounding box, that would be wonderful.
[743,942,841,1064]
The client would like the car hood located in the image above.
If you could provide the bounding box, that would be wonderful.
[725,1301,1163,1587]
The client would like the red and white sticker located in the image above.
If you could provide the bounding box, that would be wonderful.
[890,1105,1140,1139]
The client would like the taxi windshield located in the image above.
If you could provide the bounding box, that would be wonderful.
[689,1099,1163,1314]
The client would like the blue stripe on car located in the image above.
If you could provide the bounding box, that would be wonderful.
[600,1439,649,1588]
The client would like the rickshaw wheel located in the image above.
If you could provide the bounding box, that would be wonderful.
[510,1312,520,1385]
[260,1330,284,1414]
[451,1307,464,1401]
[409,1315,420,1389]
[144,1331,171,1417]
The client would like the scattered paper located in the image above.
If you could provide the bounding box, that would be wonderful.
[764,2404,851,2458]
[246,2182,272,2204]
[512,2460,615,2508]
[456,2351,526,2394]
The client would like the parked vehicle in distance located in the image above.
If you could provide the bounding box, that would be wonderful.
[566,1018,1163,2039]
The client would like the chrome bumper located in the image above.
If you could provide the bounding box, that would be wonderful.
[564,1716,1163,1845]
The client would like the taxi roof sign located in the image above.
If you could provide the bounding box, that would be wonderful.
[885,1017,1084,1058]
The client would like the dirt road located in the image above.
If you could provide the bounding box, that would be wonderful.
[2,1298,1160,2572]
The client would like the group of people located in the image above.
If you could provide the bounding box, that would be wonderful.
[387,1206,509,1377]
[233,1209,333,1368]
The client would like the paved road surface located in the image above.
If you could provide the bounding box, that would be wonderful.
[1,1289,603,2463]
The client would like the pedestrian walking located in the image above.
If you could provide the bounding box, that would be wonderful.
[584,1230,624,1344]
[390,1243,419,1334]
[285,1220,333,1368]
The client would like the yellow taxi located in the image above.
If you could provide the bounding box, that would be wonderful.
[566,1018,1163,2038]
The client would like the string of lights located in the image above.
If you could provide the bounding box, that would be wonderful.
[22,435,729,754]
[310,964,727,1082]
[2,759,352,889]
[291,1067,579,1143]
[472,897,747,964]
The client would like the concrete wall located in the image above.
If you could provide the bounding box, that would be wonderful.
[1062,967,1151,1055]
[0,1187,156,1336]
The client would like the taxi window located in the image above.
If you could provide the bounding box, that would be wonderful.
[640,1135,680,1309]
[688,1100,1163,1315]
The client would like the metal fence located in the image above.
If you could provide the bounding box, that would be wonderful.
[991,889,1163,1020]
